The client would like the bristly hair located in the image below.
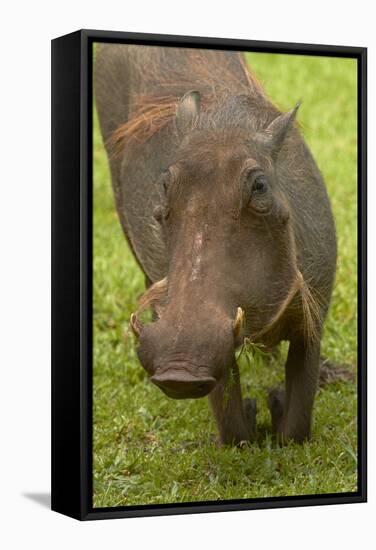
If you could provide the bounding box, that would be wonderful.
[298,272,324,345]
[110,96,180,158]
[137,277,168,319]
[250,269,322,346]
[108,50,268,158]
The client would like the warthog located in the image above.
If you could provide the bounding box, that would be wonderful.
[95,44,336,445]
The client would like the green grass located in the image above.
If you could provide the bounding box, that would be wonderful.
[93,53,358,507]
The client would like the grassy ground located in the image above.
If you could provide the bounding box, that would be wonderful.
[93,52,358,507]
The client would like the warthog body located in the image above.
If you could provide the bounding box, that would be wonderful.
[95,44,336,445]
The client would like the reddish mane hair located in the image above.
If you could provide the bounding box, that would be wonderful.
[109,51,263,157]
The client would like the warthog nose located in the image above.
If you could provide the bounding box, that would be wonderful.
[150,370,216,399]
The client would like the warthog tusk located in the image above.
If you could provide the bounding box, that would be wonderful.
[130,313,143,338]
[233,307,245,338]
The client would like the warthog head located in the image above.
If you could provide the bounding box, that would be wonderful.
[132,91,307,399]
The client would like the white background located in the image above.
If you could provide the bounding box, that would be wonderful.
[0,1,373,548]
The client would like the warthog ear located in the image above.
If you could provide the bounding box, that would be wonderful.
[258,101,301,159]
[176,90,201,139]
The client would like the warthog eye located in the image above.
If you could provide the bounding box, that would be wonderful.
[242,168,272,215]
[252,174,268,194]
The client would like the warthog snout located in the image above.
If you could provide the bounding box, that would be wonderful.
[134,305,245,400]
[151,367,216,399]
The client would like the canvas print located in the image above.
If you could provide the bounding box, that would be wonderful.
[92,44,358,508]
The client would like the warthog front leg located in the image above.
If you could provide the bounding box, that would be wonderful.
[268,337,320,443]
[209,361,256,446]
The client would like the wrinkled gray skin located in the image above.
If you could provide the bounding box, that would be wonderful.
[95,45,336,445]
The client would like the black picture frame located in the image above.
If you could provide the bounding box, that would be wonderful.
[51,29,367,521]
